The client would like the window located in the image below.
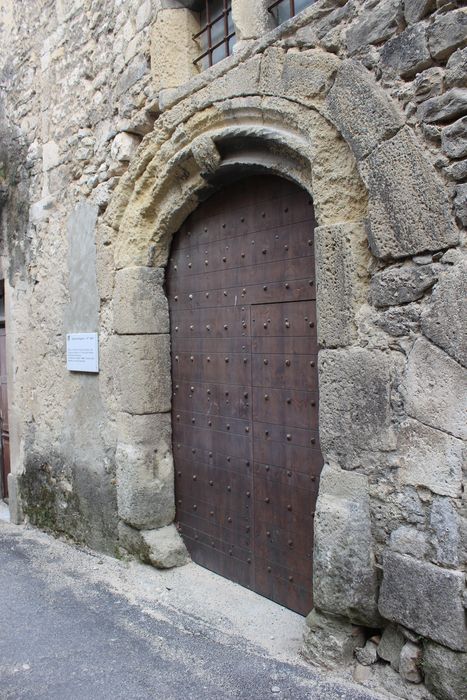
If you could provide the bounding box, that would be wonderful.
[193,0,236,69]
[268,0,316,25]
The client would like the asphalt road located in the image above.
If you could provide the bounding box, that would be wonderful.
[0,520,385,700]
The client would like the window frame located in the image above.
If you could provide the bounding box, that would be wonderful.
[193,0,235,69]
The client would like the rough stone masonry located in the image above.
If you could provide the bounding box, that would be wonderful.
[0,1,466,699]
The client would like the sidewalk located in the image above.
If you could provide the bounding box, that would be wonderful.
[0,520,386,700]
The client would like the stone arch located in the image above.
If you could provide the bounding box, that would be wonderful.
[104,49,459,625]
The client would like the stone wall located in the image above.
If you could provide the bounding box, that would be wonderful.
[0,1,465,698]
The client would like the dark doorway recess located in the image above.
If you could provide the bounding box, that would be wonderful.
[167,175,323,615]
[0,280,10,500]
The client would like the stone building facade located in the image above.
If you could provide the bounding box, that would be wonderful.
[0,0,466,697]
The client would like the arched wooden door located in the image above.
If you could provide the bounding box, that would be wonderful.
[167,175,323,615]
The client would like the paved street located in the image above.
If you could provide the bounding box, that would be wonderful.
[0,520,385,700]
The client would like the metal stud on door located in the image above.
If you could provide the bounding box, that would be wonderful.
[168,175,323,615]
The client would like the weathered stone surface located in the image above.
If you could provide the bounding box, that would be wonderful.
[114,334,171,414]
[355,640,378,666]
[116,413,175,530]
[277,49,340,104]
[150,8,198,91]
[404,0,436,24]
[191,135,221,177]
[361,128,458,259]
[369,264,437,308]
[231,0,273,41]
[427,9,467,61]
[111,132,141,162]
[7,473,23,525]
[353,663,371,683]
[116,53,149,95]
[378,623,405,671]
[454,183,467,227]
[113,267,169,335]
[421,260,467,367]
[64,202,99,332]
[346,0,402,54]
[376,664,435,700]
[42,140,60,171]
[399,641,423,683]
[403,338,467,440]
[141,524,190,569]
[444,157,467,180]
[441,116,467,159]
[398,419,464,498]
[390,526,428,559]
[319,349,396,458]
[424,641,467,700]
[313,464,380,626]
[379,551,466,651]
[411,67,445,104]
[418,88,467,123]
[430,497,460,567]
[374,303,421,337]
[314,222,369,347]
[327,60,404,160]
[381,24,433,78]
[118,521,150,560]
[303,609,365,670]
[446,47,467,88]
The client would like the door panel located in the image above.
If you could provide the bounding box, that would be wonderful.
[168,175,323,615]
[0,327,10,500]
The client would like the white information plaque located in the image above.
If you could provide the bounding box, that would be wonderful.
[66,333,99,373]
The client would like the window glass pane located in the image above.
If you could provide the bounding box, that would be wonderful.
[295,0,315,13]
[269,0,316,25]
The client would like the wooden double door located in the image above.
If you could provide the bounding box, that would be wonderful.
[168,175,323,615]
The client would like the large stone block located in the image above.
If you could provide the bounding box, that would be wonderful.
[319,348,396,459]
[381,24,433,78]
[64,201,99,332]
[231,0,273,41]
[421,260,467,367]
[314,222,369,348]
[427,9,467,62]
[118,521,190,569]
[361,128,458,259]
[398,419,464,499]
[430,497,460,568]
[313,464,380,626]
[141,524,190,569]
[370,264,437,308]
[114,334,171,414]
[116,413,175,530]
[377,623,405,671]
[346,0,402,54]
[454,183,467,228]
[404,0,435,25]
[403,338,467,440]
[327,60,404,160]
[446,47,467,89]
[113,266,169,335]
[150,8,199,91]
[303,608,365,670]
[424,641,467,700]
[390,526,428,560]
[260,49,340,110]
[378,551,466,651]
[441,116,467,159]
[418,88,467,124]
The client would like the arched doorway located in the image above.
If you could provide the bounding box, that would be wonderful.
[167,174,323,615]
